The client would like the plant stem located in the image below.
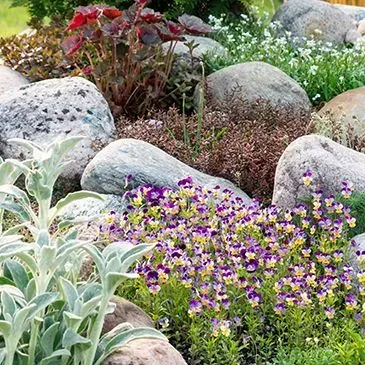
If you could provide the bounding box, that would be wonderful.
[5,342,16,365]
[84,293,110,364]
[28,321,39,365]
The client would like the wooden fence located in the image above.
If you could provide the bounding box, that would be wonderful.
[327,0,365,5]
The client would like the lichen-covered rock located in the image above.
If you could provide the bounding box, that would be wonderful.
[102,296,154,335]
[196,61,311,120]
[81,138,251,204]
[272,0,359,45]
[272,134,365,210]
[0,77,116,184]
[103,339,187,365]
[0,65,29,96]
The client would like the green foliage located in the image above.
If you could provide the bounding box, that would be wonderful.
[273,347,339,365]
[337,192,365,239]
[0,137,164,364]
[11,0,253,22]
[208,13,365,108]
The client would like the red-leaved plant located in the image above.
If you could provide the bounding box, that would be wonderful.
[62,1,211,116]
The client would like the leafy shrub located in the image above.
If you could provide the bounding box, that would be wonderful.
[118,101,312,200]
[207,13,365,108]
[0,138,165,364]
[62,2,212,116]
[100,173,365,364]
[11,0,253,22]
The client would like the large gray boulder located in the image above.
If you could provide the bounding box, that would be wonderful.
[0,65,28,96]
[0,77,116,185]
[334,4,365,23]
[272,134,365,210]
[272,0,359,45]
[103,338,187,365]
[163,35,226,59]
[81,138,252,204]
[196,61,311,119]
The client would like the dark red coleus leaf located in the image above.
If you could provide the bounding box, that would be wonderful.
[67,13,86,30]
[67,5,100,30]
[166,20,183,35]
[102,7,122,19]
[178,14,212,35]
[140,8,162,23]
[156,24,183,42]
[137,25,161,45]
[61,36,84,56]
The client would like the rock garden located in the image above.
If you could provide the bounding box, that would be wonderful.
[1,0,365,363]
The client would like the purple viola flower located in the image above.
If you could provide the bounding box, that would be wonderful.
[188,299,202,316]
[178,177,193,187]
[274,302,286,315]
[245,259,259,273]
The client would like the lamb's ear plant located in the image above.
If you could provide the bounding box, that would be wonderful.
[0,136,165,365]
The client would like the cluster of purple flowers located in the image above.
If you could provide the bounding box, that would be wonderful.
[100,172,364,337]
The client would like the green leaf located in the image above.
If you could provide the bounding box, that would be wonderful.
[4,259,29,292]
[81,245,105,276]
[41,322,60,356]
[39,349,71,365]
[0,185,30,207]
[0,284,25,299]
[25,279,36,301]
[0,201,31,222]
[37,230,51,248]
[50,191,105,220]
[0,320,12,337]
[119,244,154,273]
[13,303,37,333]
[3,222,31,236]
[97,327,167,365]
[1,291,17,318]
[39,245,56,269]
[0,276,16,286]
[7,138,43,154]
[17,253,37,277]
[28,292,59,318]
[59,278,78,311]
[105,272,139,293]
[0,242,31,260]
[63,311,83,328]
[62,328,91,348]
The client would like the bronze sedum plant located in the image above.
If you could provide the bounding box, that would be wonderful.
[0,137,165,365]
